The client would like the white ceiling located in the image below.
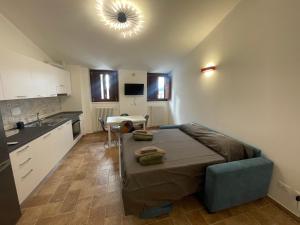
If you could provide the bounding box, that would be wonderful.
[0,0,239,72]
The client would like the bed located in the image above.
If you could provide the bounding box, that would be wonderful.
[120,128,226,216]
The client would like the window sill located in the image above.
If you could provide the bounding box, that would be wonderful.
[147,99,170,102]
[91,101,119,103]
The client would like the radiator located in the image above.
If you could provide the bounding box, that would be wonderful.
[95,107,114,131]
[148,106,166,126]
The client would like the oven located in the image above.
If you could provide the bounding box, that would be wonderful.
[72,119,81,140]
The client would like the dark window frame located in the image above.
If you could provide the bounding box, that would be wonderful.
[90,69,119,102]
[147,73,172,101]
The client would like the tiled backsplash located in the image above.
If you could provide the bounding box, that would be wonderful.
[0,98,62,130]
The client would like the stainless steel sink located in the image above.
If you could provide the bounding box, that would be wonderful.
[41,118,67,126]
[25,121,43,128]
[25,118,67,128]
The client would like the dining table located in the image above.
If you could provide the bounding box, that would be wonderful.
[106,115,146,147]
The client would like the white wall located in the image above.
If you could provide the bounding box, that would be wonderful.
[61,67,171,133]
[119,70,147,115]
[60,66,93,134]
[0,14,52,63]
[170,0,300,216]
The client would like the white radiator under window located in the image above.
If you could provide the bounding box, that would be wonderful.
[148,106,166,126]
[95,107,114,131]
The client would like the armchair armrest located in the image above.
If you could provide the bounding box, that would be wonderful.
[159,125,182,129]
[204,157,273,212]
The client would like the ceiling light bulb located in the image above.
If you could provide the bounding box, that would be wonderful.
[96,0,144,38]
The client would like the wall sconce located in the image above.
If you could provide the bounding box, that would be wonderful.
[201,65,216,77]
[201,65,216,73]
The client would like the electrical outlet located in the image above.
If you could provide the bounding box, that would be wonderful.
[296,191,300,212]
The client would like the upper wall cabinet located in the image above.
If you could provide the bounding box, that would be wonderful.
[0,50,34,100]
[0,49,71,100]
[53,67,71,95]
[31,60,52,98]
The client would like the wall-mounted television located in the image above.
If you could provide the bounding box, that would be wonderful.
[124,83,144,95]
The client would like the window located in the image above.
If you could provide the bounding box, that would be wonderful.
[90,70,119,102]
[147,73,172,101]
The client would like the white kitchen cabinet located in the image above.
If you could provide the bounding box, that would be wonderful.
[0,50,34,100]
[64,71,72,96]
[10,142,40,203]
[0,49,71,100]
[30,61,51,98]
[52,121,72,160]
[55,68,71,95]
[63,120,74,153]
[79,114,84,136]
[44,65,59,97]
[39,130,57,176]
[9,120,76,204]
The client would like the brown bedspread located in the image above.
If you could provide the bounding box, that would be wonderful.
[121,129,225,215]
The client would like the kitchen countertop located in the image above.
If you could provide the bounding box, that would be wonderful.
[7,111,83,153]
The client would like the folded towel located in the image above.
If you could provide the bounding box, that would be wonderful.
[135,146,166,159]
[133,130,149,135]
[139,152,164,166]
[133,130,153,141]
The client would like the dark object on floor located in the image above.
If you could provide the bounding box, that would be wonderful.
[16,121,25,129]
[120,113,129,116]
[139,202,172,219]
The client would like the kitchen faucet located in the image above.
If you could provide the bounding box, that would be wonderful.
[37,112,41,125]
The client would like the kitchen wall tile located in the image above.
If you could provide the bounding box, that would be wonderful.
[0,97,61,130]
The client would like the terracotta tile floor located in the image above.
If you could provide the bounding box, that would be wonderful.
[17,133,299,225]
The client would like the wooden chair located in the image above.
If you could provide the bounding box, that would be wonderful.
[134,114,149,130]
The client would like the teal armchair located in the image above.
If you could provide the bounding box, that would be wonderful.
[204,154,273,212]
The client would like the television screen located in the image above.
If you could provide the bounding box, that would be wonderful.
[124,83,144,95]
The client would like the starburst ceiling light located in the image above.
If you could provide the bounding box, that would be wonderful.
[96,0,144,38]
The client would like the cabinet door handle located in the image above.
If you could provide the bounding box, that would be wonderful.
[19,158,32,167]
[17,145,30,154]
[0,160,10,173]
[16,96,27,98]
[43,133,51,139]
[21,169,33,180]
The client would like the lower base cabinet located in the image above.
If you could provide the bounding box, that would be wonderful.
[9,120,75,204]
